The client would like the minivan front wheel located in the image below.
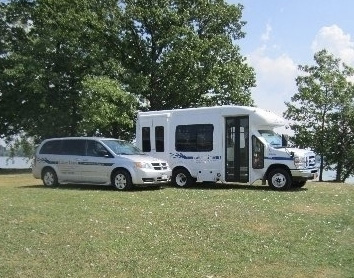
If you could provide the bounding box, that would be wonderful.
[42,168,58,187]
[112,169,133,190]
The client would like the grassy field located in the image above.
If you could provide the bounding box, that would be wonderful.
[0,173,353,278]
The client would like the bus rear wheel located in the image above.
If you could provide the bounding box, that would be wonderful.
[172,168,195,188]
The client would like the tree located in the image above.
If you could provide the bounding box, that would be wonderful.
[0,0,137,142]
[119,0,255,110]
[80,76,137,140]
[284,50,354,182]
[1,0,255,144]
[325,85,354,182]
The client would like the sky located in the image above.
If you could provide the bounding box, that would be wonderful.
[228,0,354,122]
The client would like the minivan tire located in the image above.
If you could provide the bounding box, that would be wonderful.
[112,169,133,190]
[268,168,292,190]
[42,168,59,187]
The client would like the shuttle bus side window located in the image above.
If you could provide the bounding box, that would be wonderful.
[175,124,213,152]
[142,127,151,152]
[252,136,264,169]
[155,126,164,152]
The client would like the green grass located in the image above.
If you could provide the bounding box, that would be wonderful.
[0,173,353,278]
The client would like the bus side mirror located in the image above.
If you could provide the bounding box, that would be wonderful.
[282,134,288,147]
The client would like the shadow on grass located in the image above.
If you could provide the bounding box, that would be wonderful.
[167,182,308,192]
[20,182,308,192]
[19,183,164,192]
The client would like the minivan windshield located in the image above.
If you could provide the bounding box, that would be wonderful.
[259,130,282,148]
[103,140,145,155]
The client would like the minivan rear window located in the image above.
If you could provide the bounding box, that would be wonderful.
[39,140,62,154]
[61,140,86,156]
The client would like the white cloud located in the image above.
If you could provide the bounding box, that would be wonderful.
[261,23,272,42]
[247,46,298,118]
[311,25,354,66]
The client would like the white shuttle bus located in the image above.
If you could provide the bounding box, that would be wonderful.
[136,106,318,190]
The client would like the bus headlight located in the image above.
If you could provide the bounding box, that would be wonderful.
[294,155,306,169]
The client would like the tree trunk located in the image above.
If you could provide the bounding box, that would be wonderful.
[335,161,342,182]
[319,154,324,182]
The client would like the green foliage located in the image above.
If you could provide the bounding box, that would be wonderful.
[0,0,128,141]
[0,135,34,157]
[285,50,354,182]
[120,0,255,110]
[0,0,254,142]
[80,76,138,140]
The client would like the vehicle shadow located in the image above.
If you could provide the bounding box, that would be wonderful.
[166,182,308,192]
[20,182,307,192]
[19,183,164,192]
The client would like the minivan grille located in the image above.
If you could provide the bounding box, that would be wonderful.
[151,162,169,170]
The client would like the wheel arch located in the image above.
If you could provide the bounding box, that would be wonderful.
[264,164,292,180]
[41,166,57,179]
[111,167,132,181]
[172,165,192,177]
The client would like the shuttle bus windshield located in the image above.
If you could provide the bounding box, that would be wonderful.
[259,130,282,148]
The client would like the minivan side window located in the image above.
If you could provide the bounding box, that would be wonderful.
[39,140,62,154]
[175,124,214,152]
[61,140,86,156]
[87,140,110,157]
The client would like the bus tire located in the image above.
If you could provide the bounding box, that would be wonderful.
[172,168,195,188]
[268,168,292,190]
[292,181,306,188]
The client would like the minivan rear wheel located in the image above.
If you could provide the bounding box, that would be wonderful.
[112,169,133,190]
[42,168,58,187]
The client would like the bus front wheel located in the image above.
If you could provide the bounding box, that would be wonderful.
[268,168,292,190]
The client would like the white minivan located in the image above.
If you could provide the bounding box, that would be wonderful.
[32,137,171,190]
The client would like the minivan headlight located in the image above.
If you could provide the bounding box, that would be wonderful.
[294,155,306,169]
[135,162,152,169]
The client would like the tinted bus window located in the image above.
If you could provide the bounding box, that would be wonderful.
[175,124,213,152]
[142,127,151,152]
[155,126,164,152]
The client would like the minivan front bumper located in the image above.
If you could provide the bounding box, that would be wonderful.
[132,169,172,185]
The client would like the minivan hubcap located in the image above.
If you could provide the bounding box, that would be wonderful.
[115,174,126,189]
[44,173,54,186]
